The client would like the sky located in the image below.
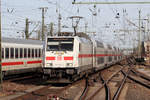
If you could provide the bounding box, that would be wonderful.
[2,0,150,48]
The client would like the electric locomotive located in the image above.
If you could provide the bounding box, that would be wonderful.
[43,33,123,82]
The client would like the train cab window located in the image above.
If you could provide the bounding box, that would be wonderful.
[5,48,9,59]
[32,49,34,58]
[10,48,14,59]
[47,38,74,51]
[24,48,27,58]
[2,48,4,59]
[15,48,19,58]
[20,48,23,58]
[28,48,31,58]
[35,49,38,58]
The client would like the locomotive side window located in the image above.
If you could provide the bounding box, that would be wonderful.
[24,48,27,58]
[5,48,9,59]
[10,48,14,59]
[20,48,23,58]
[2,48,4,59]
[15,48,19,58]
[147,45,149,52]
[28,48,31,58]
[79,44,81,51]
[32,49,34,58]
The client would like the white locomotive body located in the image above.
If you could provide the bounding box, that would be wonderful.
[2,37,43,76]
[43,35,123,81]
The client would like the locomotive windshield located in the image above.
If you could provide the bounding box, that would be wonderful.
[47,38,74,51]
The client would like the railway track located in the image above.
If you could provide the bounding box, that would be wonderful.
[8,57,150,100]
[100,73,111,100]
[12,77,86,100]
[113,68,130,100]
[78,66,125,100]
[4,72,43,84]
[122,69,150,89]
[79,57,150,100]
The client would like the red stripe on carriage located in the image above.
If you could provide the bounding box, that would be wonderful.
[2,62,24,66]
[27,60,42,64]
[78,54,93,58]
[78,54,122,58]
[64,57,73,60]
[46,57,55,60]
[95,54,107,56]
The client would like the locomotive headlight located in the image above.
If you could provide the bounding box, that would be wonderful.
[46,63,53,66]
[66,63,73,66]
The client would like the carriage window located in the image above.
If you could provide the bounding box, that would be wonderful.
[115,56,117,60]
[32,49,34,58]
[41,49,43,56]
[28,48,31,58]
[97,41,104,48]
[5,48,9,59]
[39,49,41,57]
[20,48,23,58]
[24,48,27,58]
[15,48,19,58]
[109,56,112,62]
[2,48,4,59]
[35,49,38,58]
[10,48,14,59]
[98,57,104,64]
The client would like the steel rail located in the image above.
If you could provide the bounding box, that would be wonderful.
[113,69,131,100]
[122,70,150,89]
[79,78,89,100]
[100,73,111,100]
[87,67,124,100]
[131,69,150,81]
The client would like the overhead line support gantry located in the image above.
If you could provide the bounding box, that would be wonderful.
[72,1,150,5]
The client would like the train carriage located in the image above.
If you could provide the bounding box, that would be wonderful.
[92,40,106,70]
[2,37,43,76]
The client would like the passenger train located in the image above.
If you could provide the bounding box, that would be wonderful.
[2,37,43,76]
[43,33,123,82]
